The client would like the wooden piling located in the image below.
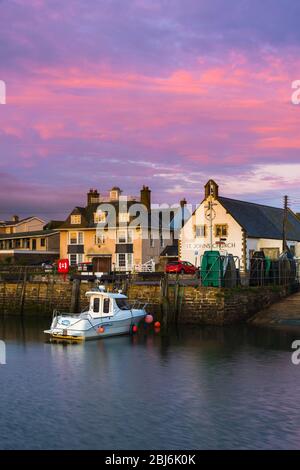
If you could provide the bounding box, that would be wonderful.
[160,273,170,329]
[70,278,81,313]
[19,267,28,316]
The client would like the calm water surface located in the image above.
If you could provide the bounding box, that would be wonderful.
[0,316,300,450]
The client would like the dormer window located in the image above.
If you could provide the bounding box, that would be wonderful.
[110,187,121,201]
[94,211,106,224]
[71,215,81,225]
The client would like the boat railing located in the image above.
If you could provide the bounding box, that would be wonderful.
[131,301,148,311]
[52,309,82,320]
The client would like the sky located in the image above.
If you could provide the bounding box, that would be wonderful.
[0,0,300,220]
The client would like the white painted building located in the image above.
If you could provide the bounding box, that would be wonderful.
[180,180,300,271]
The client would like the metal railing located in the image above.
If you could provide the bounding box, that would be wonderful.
[134,259,155,273]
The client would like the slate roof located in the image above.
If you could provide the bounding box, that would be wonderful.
[160,245,178,257]
[0,230,59,240]
[219,197,300,241]
[60,202,179,230]
[0,216,36,227]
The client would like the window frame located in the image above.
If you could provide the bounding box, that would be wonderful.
[69,231,84,245]
[195,225,206,238]
[103,298,110,314]
[214,224,228,238]
[71,214,81,225]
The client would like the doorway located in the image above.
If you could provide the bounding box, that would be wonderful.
[92,256,111,273]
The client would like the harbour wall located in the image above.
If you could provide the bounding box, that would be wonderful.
[0,280,293,325]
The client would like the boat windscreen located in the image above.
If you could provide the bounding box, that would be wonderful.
[115,298,131,310]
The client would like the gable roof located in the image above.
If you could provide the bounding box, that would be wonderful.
[0,216,44,227]
[219,197,300,241]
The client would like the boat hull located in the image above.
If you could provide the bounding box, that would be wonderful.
[44,311,146,341]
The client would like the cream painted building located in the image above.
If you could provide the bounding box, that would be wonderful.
[180,180,300,271]
[59,186,176,272]
[0,216,45,234]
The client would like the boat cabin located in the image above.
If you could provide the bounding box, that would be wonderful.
[86,288,131,318]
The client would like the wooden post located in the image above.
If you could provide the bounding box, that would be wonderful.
[160,273,170,329]
[70,278,81,313]
[283,195,289,253]
[20,267,28,316]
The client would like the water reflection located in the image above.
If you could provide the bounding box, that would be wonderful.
[0,316,300,449]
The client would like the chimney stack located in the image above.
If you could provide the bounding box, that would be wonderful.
[87,189,100,205]
[12,215,19,223]
[140,185,151,211]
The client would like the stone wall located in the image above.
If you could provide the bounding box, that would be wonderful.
[0,280,293,325]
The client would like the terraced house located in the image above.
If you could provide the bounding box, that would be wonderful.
[59,186,177,272]
[0,216,60,264]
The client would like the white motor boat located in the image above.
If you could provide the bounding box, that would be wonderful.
[44,286,148,341]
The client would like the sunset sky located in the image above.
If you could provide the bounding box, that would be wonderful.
[0,0,300,220]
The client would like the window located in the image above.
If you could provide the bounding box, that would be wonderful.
[119,212,130,223]
[117,230,132,243]
[103,298,110,314]
[40,238,46,247]
[118,253,126,267]
[127,253,133,268]
[69,232,83,244]
[93,298,100,313]
[116,298,131,310]
[70,232,77,244]
[215,224,228,237]
[69,254,83,266]
[94,211,106,224]
[95,233,105,245]
[70,254,77,266]
[118,231,126,243]
[71,215,81,225]
[195,225,206,238]
[32,239,37,250]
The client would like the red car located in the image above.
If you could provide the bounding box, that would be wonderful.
[165,261,198,275]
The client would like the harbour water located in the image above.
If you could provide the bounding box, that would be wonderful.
[0,316,300,450]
